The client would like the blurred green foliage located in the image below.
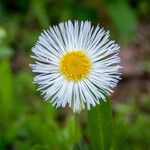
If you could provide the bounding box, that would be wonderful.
[0,68,80,150]
[113,97,150,150]
[0,0,150,149]
[107,0,136,40]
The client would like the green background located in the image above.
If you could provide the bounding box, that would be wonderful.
[0,0,150,149]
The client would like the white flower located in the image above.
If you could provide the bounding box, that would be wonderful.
[30,20,121,112]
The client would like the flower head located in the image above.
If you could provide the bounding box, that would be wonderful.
[30,20,121,112]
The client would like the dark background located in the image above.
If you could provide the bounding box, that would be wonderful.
[0,0,150,150]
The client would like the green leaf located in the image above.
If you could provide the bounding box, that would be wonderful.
[87,97,113,150]
[0,59,13,115]
[107,0,137,40]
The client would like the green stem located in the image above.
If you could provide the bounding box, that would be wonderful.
[87,97,113,150]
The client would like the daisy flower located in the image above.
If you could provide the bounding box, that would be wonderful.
[30,20,121,112]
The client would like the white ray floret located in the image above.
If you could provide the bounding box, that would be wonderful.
[30,20,121,112]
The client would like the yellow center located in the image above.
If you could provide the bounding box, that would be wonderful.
[60,50,91,81]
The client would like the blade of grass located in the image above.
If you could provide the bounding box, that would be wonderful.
[0,59,13,115]
[87,97,113,150]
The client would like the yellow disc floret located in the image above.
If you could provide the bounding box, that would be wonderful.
[60,50,91,81]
